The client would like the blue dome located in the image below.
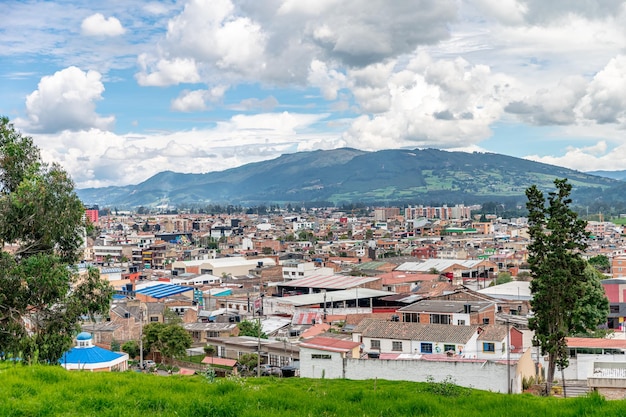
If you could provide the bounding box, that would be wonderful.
[76,332,92,341]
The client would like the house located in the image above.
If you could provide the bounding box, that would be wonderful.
[397,299,496,326]
[476,324,524,360]
[351,318,481,358]
[60,332,129,372]
[299,336,361,379]
[182,322,239,343]
[601,278,626,330]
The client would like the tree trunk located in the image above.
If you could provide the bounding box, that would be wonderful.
[546,352,557,395]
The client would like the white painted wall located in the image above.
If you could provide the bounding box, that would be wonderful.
[300,347,346,379]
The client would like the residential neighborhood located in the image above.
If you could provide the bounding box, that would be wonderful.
[71,205,626,397]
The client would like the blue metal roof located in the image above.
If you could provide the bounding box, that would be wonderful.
[135,283,193,299]
[60,345,125,365]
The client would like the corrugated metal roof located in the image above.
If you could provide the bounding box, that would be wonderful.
[276,274,379,289]
[275,288,395,306]
[135,283,193,299]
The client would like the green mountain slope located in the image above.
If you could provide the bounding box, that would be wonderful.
[76,148,621,208]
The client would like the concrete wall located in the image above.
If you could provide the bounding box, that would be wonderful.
[300,347,346,379]
[562,354,626,380]
[343,358,519,393]
[300,354,523,393]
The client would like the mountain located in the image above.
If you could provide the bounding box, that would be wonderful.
[586,170,626,181]
[76,148,622,208]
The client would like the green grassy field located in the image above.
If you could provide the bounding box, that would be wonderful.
[1,364,626,416]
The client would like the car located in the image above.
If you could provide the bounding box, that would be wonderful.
[142,360,156,369]
[253,364,282,376]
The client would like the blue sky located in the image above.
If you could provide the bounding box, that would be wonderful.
[1,0,626,188]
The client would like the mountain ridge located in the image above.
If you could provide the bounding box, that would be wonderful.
[76,148,623,208]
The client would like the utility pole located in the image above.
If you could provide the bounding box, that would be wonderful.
[507,319,511,394]
[256,316,261,377]
[139,306,144,370]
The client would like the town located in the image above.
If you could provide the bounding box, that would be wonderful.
[68,203,626,398]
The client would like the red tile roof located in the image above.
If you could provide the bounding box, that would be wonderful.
[201,357,238,367]
[566,337,626,349]
[299,336,360,353]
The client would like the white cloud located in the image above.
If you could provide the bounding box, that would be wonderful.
[307,60,347,101]
[341,53,516,150]
[18,66,114,133]
[81,13,125,37]
[136,55,201,86]
[171,85,228,112]
[577,55,626,124]
[31,111,335,188]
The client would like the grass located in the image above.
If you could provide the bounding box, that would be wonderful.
[1,363,625,416]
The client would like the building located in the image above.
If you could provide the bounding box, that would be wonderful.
[60,332,128,372]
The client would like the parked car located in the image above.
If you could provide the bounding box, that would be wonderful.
[142,360,156,369]
[253,364,282,376]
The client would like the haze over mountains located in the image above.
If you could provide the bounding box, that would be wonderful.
[76,148,624,209]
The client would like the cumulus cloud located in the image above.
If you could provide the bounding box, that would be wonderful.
[577,55,626,124]
[171,85,228,112]
[81,13,125,36]
[341,53,515,150]
[136,0,458,89]
[506,56,626,126]
[19,66,114,133]
[31,111,335,188]
[136,55,201,86]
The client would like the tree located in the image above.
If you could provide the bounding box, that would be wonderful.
[491,272,513,286]
[237,319,267,339]
[525,179,609,391]
[122,340,141,359]
[203,344,216,357]
[588,255,610,273]
[143,322,192,365]
[0,117,114,364]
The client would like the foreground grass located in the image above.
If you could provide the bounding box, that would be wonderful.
[0,364,625,416]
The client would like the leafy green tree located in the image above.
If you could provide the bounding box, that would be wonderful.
[492,272,513,286]
[238,353,259,373]
[203,344,216,357]
[526,179,609,391]
[588,255,610,273]
[122,340,141,359]
[0,117,113,364]
[237,319,267,339]
[143,322,192,365]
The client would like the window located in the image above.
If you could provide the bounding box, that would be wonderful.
[430,314,451,325]
[312,354,332,360]
[444,344,455,353]
[457,319,466,325]
[482,318,490,325]
[421,343,433,354]
[150,316,159,322]
[392,341,403,351]
[483,342,495,352]
[370,340,381,350]
[404,313,419,323]
[206,331,219,338]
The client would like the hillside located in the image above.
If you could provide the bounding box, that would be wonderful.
[0,364,618,416]
[76,148,622,208]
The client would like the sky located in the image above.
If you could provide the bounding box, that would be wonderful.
[1,0,626,189]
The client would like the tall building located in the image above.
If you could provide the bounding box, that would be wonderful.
[85,208,99,224]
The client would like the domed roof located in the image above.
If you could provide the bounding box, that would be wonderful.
[76,332,93,341]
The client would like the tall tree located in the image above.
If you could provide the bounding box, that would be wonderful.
[0,117,113,364]
[526,179,608,391]
[143,322,192,364]
[237,319,267,339]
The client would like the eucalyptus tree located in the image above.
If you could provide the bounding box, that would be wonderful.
[0,117,113,364]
